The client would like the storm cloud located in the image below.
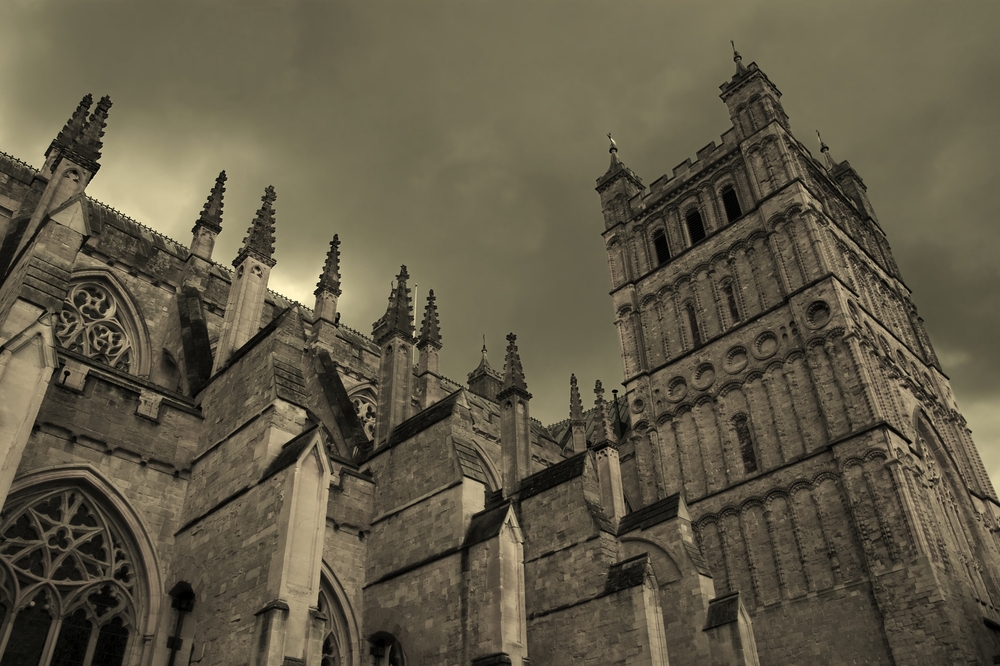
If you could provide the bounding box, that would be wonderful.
[2,1,999,484]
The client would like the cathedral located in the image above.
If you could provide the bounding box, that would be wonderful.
[0,50,998,666]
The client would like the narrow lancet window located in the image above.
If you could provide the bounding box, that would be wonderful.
[652,229,670,265]
[686,208,707,245]
[684,301,702,348]
[734,414,758,473]
[721,185,742,222]
[723,282,741,325]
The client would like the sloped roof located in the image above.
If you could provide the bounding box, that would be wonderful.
[260,423,321,481]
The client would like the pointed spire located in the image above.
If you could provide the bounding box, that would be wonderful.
[315,234,342,297]
[816,130,836,169]
[499,333,530,398]
[48,94,93,157]
[235,185,277,267]
[417,289,442,349]
[193,171,227,235]
[468,335,503,401]
[570,374,584,423]
[70,95,112,166]
[732,41,748,76]
[592,380,617,448]
[373,265,414,343]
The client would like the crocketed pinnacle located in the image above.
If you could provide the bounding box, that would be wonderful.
[732,41,748,77]
[373,266,414,343]
[417,289,442,349]
[48,94,93,157]
[499,333,531,398]
[315,234,342,297]
[193,171,227,235]
[569,374,584,424]
[69,95,112,167]
[592,380,617,447]
[235,185,277,267]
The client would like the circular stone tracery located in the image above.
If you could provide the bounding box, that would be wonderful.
[805,300,831,329]
[692,363,716,390]
[724,346,749,374]
[54,283,134,372]
[753,331,779,360]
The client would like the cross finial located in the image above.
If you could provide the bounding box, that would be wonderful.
[731,41,747,76]
[816,130,835,168]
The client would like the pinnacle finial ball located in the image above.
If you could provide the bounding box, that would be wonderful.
[607,133,617,154]
[731,40,742,62]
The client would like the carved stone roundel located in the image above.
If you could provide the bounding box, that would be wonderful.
[805,300,832,329]
[692,363,716,390]
[665,377,687,403]
[724,346,749,374]
[753,331,779,360]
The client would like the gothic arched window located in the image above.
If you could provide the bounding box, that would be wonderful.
[651,229,670,266]
[733,414,758,473]
[722,281,741,326]
[685,208,706,245]
[683,301,702,348]
[721,185,742,222]
[55,282,137,373]
[317,571,357,666]
[0,487,141,666]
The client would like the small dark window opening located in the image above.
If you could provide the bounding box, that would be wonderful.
[686,209,707,245]
[684,301,702,348]
[652,229,670,265]
[734,415,757,473]
[723,282,741,325]
[722,186,742,222]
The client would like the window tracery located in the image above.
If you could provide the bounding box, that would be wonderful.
[351,396,376,441]
[0,488,139,666]
[55,283,134,372]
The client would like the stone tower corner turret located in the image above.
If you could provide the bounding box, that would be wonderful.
[498,333,531,497]
[373,266,415,445]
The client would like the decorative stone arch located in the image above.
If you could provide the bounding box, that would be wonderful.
[620,536,680,585]
[1,464,164,665]
[54,270,152,378]
[462,439,501,492]
[317,561,361,666]
[367,630,407,666]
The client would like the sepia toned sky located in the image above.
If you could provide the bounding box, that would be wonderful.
[2,2,999,486]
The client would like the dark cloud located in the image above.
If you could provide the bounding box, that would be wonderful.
[2,1,999,479]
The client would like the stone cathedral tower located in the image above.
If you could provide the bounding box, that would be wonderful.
[597,50,1000,664]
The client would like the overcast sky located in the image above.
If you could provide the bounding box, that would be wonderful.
[2,1,999,487]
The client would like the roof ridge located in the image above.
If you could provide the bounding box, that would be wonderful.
[338,322,373,342]
[0,150,39,173]
[85,195,188,250]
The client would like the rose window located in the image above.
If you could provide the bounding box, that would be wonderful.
[55,283,134,372]
[0,488,139,666]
